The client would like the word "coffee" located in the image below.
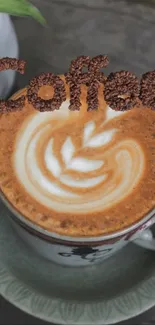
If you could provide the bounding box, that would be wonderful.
[0,56,154,112]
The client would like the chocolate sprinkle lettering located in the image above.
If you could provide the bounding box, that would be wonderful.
[104,70,140,111]
[27,73,66,112]
[140,71,155,110]
[0,58,26,113]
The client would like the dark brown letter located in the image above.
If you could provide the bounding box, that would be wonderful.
[27,73,66,112]
[0,58,26,113]
[65,55,109,111]
[104,70,140,111]
[140,71,155,110]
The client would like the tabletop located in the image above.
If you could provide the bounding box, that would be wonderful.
[1,0,155,323]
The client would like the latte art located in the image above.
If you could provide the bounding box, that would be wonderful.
[14,101,144,214]
[0,83,155,237]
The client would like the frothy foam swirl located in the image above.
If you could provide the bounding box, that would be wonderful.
[14,101,145,214]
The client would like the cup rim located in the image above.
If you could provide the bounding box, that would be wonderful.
[1,189,155,243]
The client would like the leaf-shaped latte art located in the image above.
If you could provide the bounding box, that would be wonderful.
[68,157,103,172]
[83,121,95,145]
[85,129,116,148]
[61,137,75,165]
[14,102,145,214]
[61,174,107,188]
[45,139,61,177]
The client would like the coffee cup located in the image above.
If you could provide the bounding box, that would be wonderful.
[1,76,155,267]
[0,190,155,267]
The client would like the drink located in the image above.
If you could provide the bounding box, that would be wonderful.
[0,78,155,237]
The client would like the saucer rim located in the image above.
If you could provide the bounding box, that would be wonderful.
[0,213,155,324]
[0,268,155,325]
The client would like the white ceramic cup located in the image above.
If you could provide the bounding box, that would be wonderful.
[0,190,155,267]
[0,14,18,98]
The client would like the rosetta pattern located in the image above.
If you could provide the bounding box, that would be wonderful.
[14,103,145,215]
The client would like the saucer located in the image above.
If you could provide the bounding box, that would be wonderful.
[0,200,155,324]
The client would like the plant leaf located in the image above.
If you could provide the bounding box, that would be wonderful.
[0,0,46,25]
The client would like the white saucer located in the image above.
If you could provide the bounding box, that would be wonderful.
[0,199,155,324]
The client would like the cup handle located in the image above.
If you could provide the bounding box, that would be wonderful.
[131,228,155,251]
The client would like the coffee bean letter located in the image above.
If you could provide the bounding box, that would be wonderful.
[27,73,66,112]
[104,70,140,111]
[0,58,26,113]
[140,71,155,110]
[87,55,109,111]
[65,55,109,111]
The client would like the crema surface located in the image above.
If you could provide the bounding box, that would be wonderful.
[0,80,155,237]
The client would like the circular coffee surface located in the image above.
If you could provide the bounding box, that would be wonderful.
[1,82,155,237]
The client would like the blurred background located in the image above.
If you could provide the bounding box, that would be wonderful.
[12,0,155,88]
[1,0,155,323]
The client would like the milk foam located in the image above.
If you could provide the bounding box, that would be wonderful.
[14,101,145,213]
